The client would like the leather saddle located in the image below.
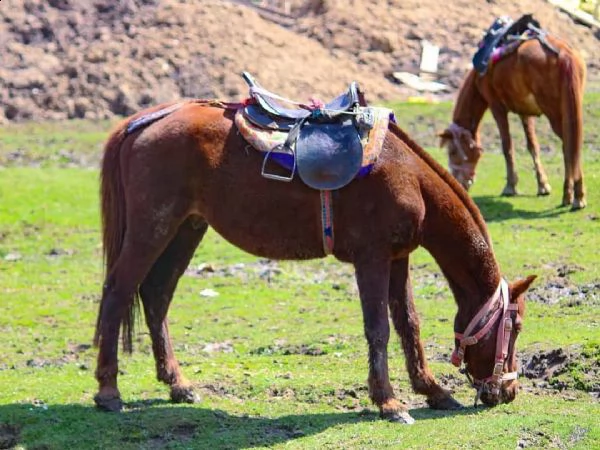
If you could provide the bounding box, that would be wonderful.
[472,14,553,74]
[240,72,373,190]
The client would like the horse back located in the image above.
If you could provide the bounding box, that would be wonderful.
[479,37,583,117]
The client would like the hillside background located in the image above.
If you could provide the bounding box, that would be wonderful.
[1,0,598,122]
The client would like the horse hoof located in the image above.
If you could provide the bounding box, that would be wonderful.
[381,410,415,424]
[170,385,199,404]
[571,199,586,210]
[561,196,574,207]
[94,394,123,412]
[501,186,517,197]
[427,395,463,410]
[537,185,551,196]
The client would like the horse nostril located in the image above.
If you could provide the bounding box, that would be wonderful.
[501,383,519,404]
[480,393,501,406]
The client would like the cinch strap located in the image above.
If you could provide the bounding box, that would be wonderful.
[320,190,334,255]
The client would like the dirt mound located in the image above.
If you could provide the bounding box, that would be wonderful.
[1,0,598,122]
[521,346,600,394]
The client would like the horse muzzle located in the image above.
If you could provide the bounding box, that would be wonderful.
[479,379,519,406]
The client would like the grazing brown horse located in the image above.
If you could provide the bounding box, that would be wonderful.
[440,36,586,209]
[94,99,536,423]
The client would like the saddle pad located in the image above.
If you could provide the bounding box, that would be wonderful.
[234,106,394,181]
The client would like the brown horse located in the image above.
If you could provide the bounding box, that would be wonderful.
[440,36,586,209]
[93,100,536,423]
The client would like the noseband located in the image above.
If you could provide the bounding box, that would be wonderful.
[451,279,519,405]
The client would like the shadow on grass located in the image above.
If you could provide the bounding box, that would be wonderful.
[0,402,486,449]
[473,195,568,222]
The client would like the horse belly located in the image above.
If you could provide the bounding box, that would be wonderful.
[201,191,326,261]
[509,93,543,116]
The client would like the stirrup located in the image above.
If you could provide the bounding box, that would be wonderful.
[261,144,296,182]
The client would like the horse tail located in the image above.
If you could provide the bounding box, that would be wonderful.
[558,48,585,183]
[93,118,136,352]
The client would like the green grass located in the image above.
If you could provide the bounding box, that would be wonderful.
[0,98,599,449]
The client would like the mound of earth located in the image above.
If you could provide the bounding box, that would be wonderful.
[521,347,600,394]
[0,0,598,122]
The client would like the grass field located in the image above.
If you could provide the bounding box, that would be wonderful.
[0,96,598,449]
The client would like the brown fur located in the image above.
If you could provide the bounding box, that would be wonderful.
[93,102,536,420]
[441,37,586,209]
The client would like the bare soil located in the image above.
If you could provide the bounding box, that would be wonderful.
[521,347,600,394]
[1,0,598,122]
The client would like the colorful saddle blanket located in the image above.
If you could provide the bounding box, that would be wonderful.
[235,105,394,190]
[473,14,558,74]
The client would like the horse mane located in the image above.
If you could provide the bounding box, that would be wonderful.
[388,122,491,246]
[453,70,475,123]
[451,70,490,130]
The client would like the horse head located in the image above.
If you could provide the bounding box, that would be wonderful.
[452,275,536,406]
[439,124,483,190]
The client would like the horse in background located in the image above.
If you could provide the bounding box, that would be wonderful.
[93,92,536,424]
[440,33,586,210]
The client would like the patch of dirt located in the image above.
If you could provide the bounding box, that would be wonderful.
[262,423,305,441]
[1,0,598,122]
[527,278,600,305]
[147,423,197,449]
[437,373,467,391]
[250,342,326,356]
[185,259,282,282]
[0,423,20,450]
[197,381,244,400]
[521,346,600,394]
[267,386,296,399]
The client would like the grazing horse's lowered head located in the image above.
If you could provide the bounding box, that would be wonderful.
[439,123,483,191]
[451,275,535,406]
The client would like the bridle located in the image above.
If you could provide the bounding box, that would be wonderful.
[451,279,520,405]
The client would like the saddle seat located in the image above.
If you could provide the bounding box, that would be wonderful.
[472,14,557,75]
[236,72,393,191]
[241,71,361,130]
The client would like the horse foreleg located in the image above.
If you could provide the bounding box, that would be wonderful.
[355,256,414,424]
[491,105,518,196]
[520,115,551,196]
[139,216,208,404]
[388,258,462,410]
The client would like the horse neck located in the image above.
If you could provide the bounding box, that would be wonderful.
[453,70,488,136]
[419,176,501,329]
[387,123,501,328]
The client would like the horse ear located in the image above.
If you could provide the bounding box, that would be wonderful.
[438,129,452,147]
[510,275,537,300]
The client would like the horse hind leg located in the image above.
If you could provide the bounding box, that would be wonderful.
[388,258,462,410]
[520,115,551,196]
[559,54,586,209]
[139,215,208,404]
[95,206,190,412]
[491,105,519,196]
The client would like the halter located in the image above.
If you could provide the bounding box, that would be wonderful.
[446,123,477,184]
[447,122,470,160]
[451,279,520,405]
